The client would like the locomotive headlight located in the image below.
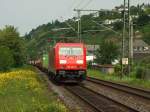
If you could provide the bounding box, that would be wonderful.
[76,60,83,64]
[60,60,67,64]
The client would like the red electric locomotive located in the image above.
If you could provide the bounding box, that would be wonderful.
[48,43,87,82]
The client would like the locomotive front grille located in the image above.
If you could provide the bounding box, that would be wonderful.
[56,70,86,81]
[58,70,85,76]
[64,70,78,75]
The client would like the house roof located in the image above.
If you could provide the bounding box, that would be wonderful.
[133,39,149,47]
[86,45,99,51]
[133,39,150,54]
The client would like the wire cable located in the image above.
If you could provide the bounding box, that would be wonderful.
[68,0,79,10]
[81,0,94,9]
[74,0,86,9]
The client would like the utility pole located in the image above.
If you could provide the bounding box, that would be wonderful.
[121,0,127,77]
[130,18,134,70]
[74,9,102,42]
[128,0,131,74]
[77,10,81,42]
[122,0,133,76]
[122,0,129,76]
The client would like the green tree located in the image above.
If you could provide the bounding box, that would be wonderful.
[95,41,119,64]
[137,14,150,26]
[130,6,139,15]
[145,8,150,14]
[141,24,150,45]
[113,21,123,31]
[0,25,26,67]
[0,46,14,71]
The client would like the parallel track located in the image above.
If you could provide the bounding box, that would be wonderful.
[65,85,138,112]
[87,77,150,100]
[38,67,149,111]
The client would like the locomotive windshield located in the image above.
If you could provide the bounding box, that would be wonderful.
[59,47,83,55]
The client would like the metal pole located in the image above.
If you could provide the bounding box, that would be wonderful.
[130,18,134,69]
[74,9,101,43]
[128,0,131,75]
[80,12,82,43]
[77,10,81,42]
[121,0,126,77]
[123,0,126,58]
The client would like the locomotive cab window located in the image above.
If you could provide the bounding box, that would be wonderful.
[59,47,83,55]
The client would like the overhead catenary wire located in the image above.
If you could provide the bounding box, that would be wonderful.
[65,0,95,25]
[59,16,77,34]
[92,20,121,35]
[60,0,85,23]
[81,0,94,9]
[68,0,79,10]
[74,0,87,9]
[83,29,109,32]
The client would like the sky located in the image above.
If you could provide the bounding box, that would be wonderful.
[0,0,149,36]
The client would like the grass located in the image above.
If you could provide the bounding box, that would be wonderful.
[0,65,68,112]
[87,69,150,89]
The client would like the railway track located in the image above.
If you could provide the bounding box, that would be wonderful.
[65,85,138,112]
[87,77,150,100]
[38,67,149,111]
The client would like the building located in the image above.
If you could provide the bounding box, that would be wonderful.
[92,64,115,74]
[103,19,122,25]
[133,39,150,59]
[86,45,99,54]
[86,45,99,62]
[114,5,128,13]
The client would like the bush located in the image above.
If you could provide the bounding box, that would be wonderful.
[0,26,26,67]
[147,64,150,69]
[87,61,92,69]
[140,56,150,65]
[114,64,121,75]
[95,41,119,64]
[0,46,14,71]
[135,67,146,79]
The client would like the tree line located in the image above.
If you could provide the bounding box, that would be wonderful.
[23,3,150,66]
[0,26,26,71]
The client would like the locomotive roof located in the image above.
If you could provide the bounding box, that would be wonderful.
[55,43,84,48]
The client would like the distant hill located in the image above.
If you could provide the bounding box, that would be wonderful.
[25,4,150,59]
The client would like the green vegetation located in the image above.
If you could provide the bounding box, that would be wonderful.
[134,56,150,80]
[0,3,149,112]
[88,55,150,88]
[42,54,49,69]
[0,66,68,112]
[25,4,150,61]
[95,41,120,64]
[0,26,26,71]
[141,24,150,45]
[0,46,14,71]
[88,69,150,89]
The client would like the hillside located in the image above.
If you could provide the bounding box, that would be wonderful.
[25,4,150,60]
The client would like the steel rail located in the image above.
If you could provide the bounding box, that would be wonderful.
[87,77,150,100]
[65,85,138,112]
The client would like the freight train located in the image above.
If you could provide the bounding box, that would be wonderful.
[36,43,87,83]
